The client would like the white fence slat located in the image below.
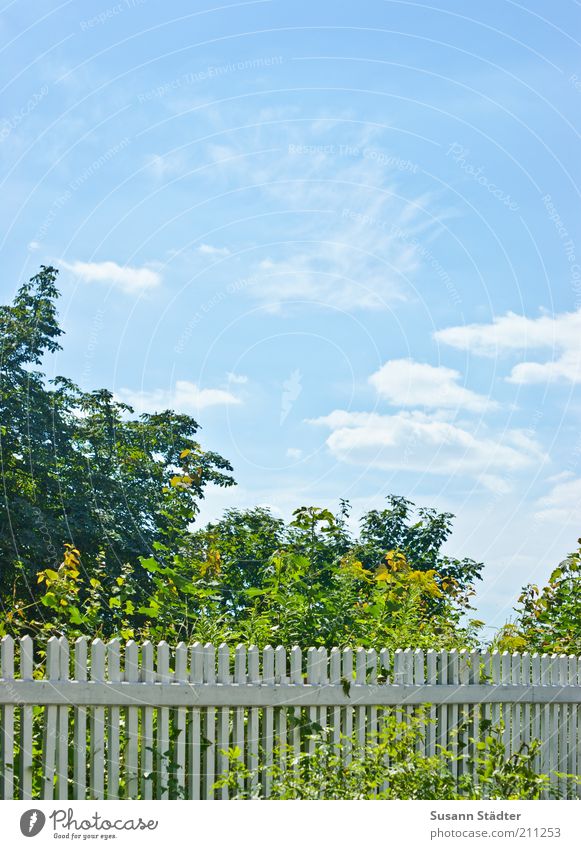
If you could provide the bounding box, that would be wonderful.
[447,650,459,780]
[568,656,577,794]
[89,639,105,800]
[106,640,121,800]
[558,655,568,798]
[202,643,216,799]
[379,648,391,795]
[355,648,367,750]
[274,646,287,776]
[436,651,448,758]
[577,658,581,799]
[368,649,378,749]
[342,648,353,765]
[425,650,436,759]
[469,651,482,788]
[306,648,318,756]
[217,644,230,800]
[329,648,341,753]
[317,647,329,742]
[530,654,541,776]
[539,654,551,789]
[247,646,260,796]
[262,646,275,797]
[140,642,154,800]
[189,643,204,800]
[156,642,171,800]
[1,636,15,800]
[41,637,60,800]
[289,647,302,782]
[73,638,88,800]
[56,637,69,800]
[19,636,34,800]
[457,651,469,776]
[510,653,522,760]
[124,641,139,800]
[174,642,188,799]
[521,653,531,751]
[500,653,511,758]
[548,656,559,793]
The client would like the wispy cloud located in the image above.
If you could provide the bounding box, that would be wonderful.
[204,124,441,311]
[116,379,240,414]
[369,358,496,412]
[535,473,581,522]
[435,307,581,384]
[199,243,231,257]
[226,372,248,384]
[310,408,545,484]
[62,260,161,294]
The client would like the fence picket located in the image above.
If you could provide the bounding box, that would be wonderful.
[124,641,139,800]
[342,648,353,765]
[174,642,188,798]
[41,637,59,800]
[233,645,246,793]
[106,640,121,800]
[329,648,341,754]
[290,647,302,782]
[262,646,274,797]
[1,636,15,800]
[156,642,171,800]
[247,646,260,796]
[56,637,69,801]
[19,636,34,800]
[189,643,204,800]
[558,655,568,799]
[217,644,230,799]
[274,646,287,776]
[89,639,105,800]
[73,637,88,800]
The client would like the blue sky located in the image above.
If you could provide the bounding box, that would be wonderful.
[2,0,581,630]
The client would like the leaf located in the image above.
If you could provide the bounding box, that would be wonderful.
[108,597,121,609]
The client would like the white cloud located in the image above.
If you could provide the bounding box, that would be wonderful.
[286,447,303,460]
[116,379,240,414]
[62,260,161,294]
[309,409,545,484]
[226,372,248,384]
[369,358,495,412]
[535,474,581,522]
[28,241,40,252]
[206,125,441,310]
[145,152,185,180]
[199,243,231,257]
[435,308,581,384]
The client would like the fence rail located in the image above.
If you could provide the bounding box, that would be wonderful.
[1,636,580,800]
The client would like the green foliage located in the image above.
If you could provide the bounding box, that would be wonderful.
[496,539,581,654]
[216,717,551,800]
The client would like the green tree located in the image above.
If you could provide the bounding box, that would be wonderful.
[0,267,235,609]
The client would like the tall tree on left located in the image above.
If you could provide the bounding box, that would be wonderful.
[0,266,235,604]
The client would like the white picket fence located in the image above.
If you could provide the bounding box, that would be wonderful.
[1,636,580,800]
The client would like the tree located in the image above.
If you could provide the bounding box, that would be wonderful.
[497,540,581,654]
[0,267,235,607]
